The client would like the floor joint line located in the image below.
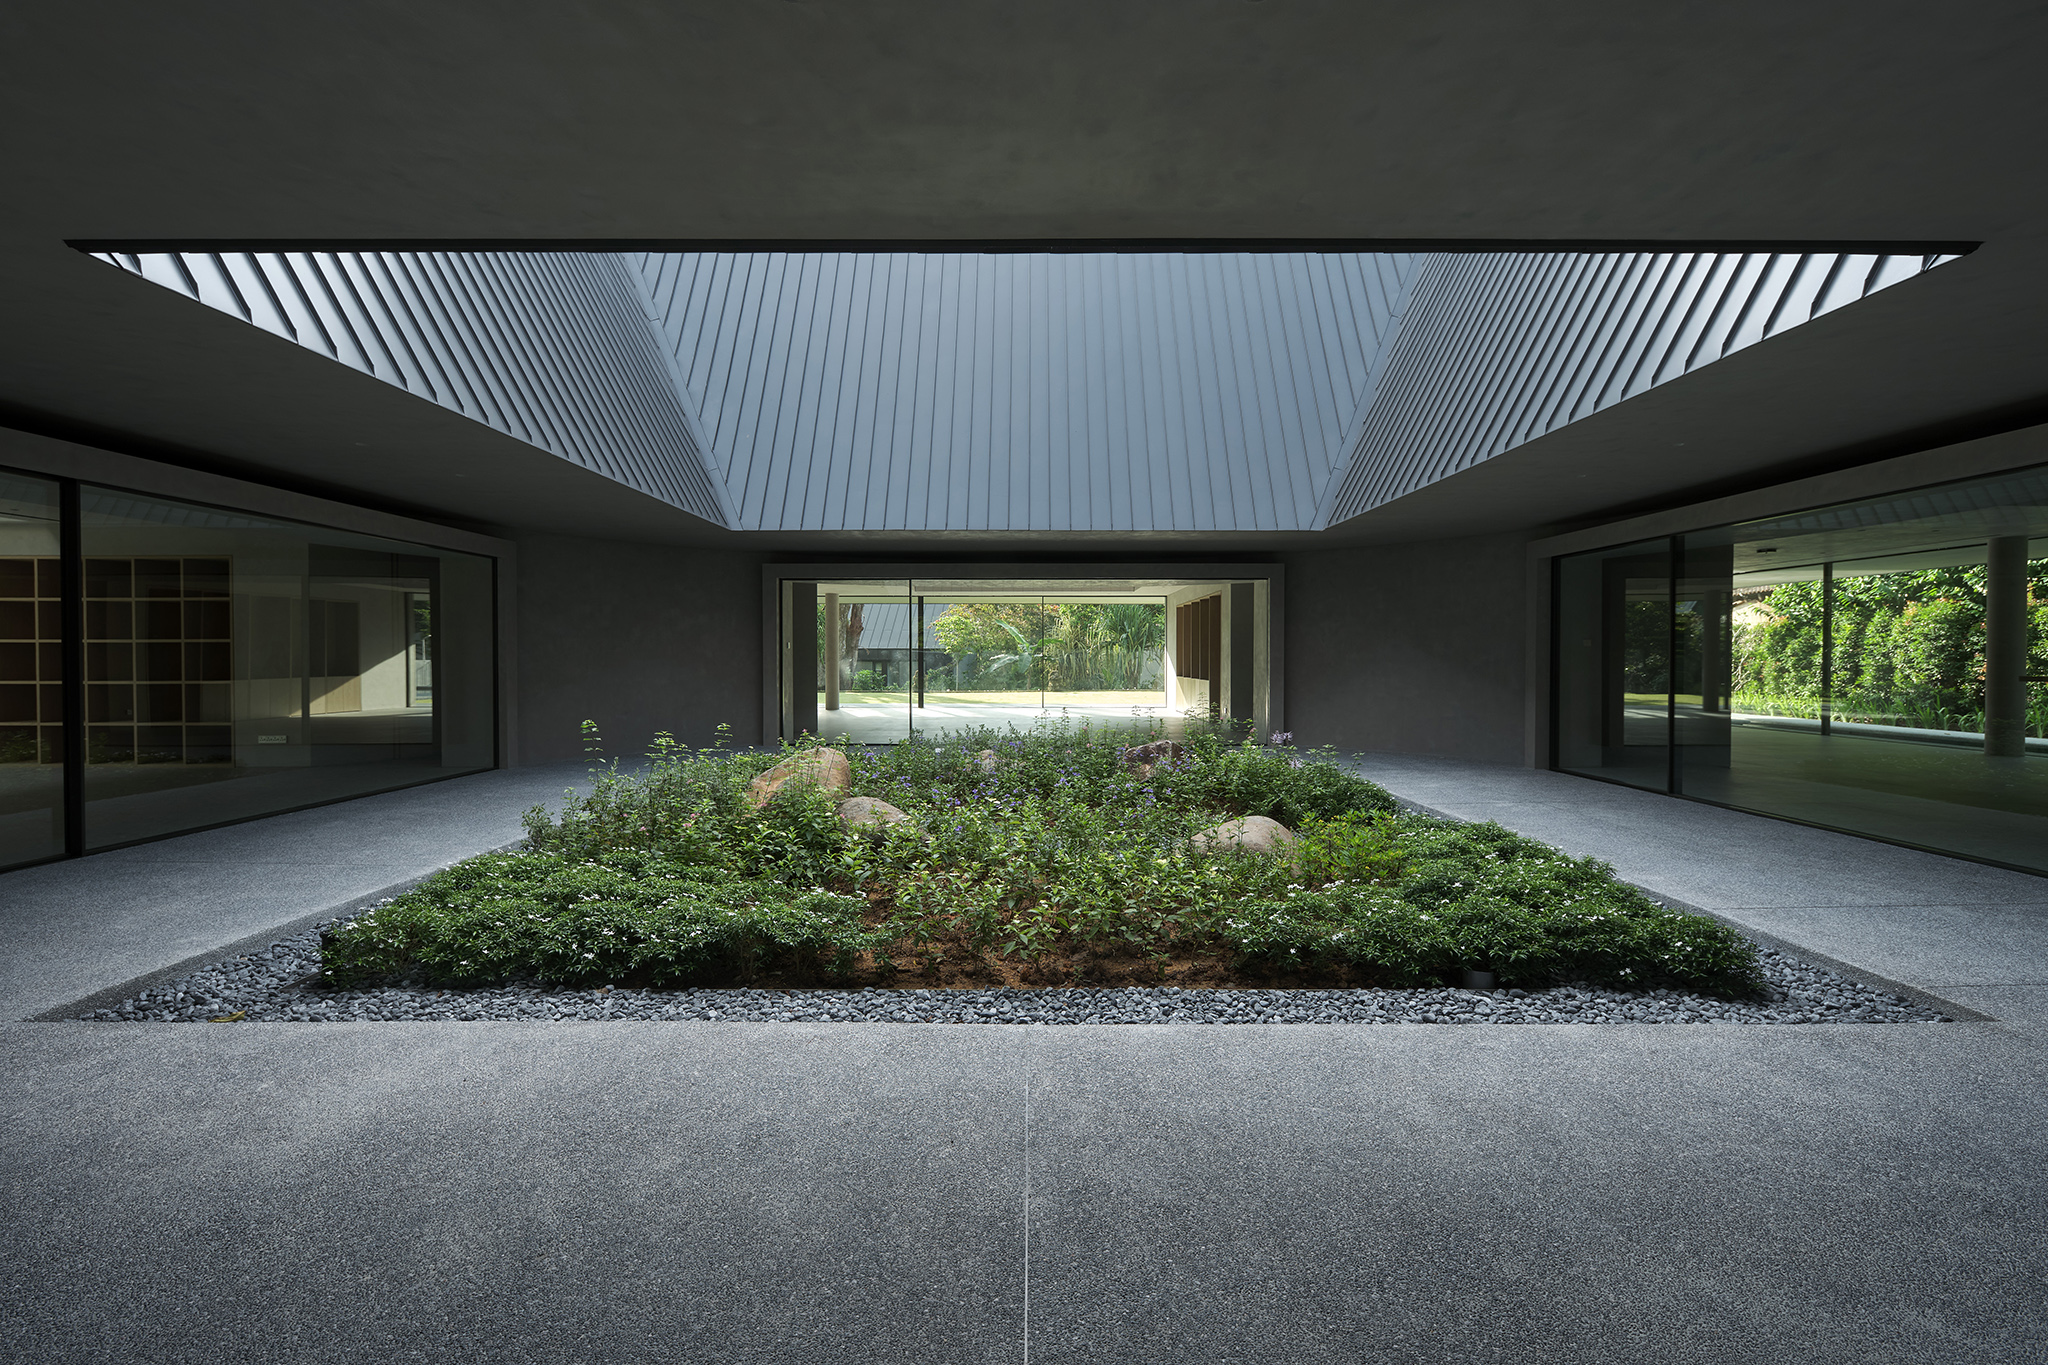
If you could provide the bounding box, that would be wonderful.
[1022,1067,1032,1365]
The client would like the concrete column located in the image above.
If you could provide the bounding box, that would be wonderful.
[1984,537,2029,757]
[823,592,841,712]
[786,581,818,741]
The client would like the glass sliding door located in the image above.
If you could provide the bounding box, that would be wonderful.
[1554,538,1673,790]
[78,485,494,851]
[917,595,1055,729]
[1555,461,2048,875]
[920,591,1170,735]
[0,471,497,871]
[1706,536,2048,871]
[1674,535,1734,790]
[813,579,912,745]
[0,472,64,867]
[777,575,1207,745]
[1039,600,1170,722]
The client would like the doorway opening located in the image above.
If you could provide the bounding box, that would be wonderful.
[770,569,1279,746]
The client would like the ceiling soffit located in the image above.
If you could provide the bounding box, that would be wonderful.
[83,246,1959,536]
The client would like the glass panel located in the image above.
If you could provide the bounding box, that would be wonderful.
[920,591,1174,740]
[0,471,64,869]
[919,596,1057,730]
[814,579,911,745]
[79,487,494,849]
[783,575,1242,746]
[1037,598,1170,728]
[1555,538,1672,791]
[1675,534,1733,788]
[1662,462,2048,874]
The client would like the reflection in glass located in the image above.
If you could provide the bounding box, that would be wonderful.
[1675,536,1733,788]
[1558,462,2048,875]
[79,487,494,850]
[1700,537,2048,872]
[0,472,64,867]
[1554,538,1672,791]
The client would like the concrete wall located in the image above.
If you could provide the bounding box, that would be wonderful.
[514,536,1530,766]
[1282,534,1530,762]
[513,534,766,764]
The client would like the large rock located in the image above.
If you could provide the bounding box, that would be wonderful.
[1190,815,1298,858]
[745,748,852,809]
[837,796,911,837]
[972,748,1005,773]
[1121,738,1185,780]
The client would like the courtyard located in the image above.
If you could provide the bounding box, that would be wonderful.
[3,4,2046,1361]
[3,755,2043,1363]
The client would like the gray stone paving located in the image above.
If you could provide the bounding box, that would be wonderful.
[3,753,2045,1363]
[0,764,589,1021]
[1344,751,2048,1022]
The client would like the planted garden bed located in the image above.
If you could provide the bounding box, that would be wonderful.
[315,727,1765,999]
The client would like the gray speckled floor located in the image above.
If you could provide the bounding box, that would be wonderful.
[4,755,2046,1363]
[4,1019,2045,1364]
[1342,751,2048,1023]
[0,764,591,1022]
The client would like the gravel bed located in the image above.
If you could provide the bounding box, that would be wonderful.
[76,918,1952,1025]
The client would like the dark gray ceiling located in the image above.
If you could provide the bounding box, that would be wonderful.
[2,1,2044,549]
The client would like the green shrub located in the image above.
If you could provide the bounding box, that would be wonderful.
[1226,818,1761,996]
[1296,810,1407,885]
[318,849,886,988]
[321,723,1761,997]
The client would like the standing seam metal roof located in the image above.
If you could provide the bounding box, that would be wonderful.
[631,251,1419,532]
[89,247,1954,535]
[89,250,734,527]
[1322,250,1958,524]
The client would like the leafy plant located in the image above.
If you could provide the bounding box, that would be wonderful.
[323,723,1761,997]
[1732,561,2048,737]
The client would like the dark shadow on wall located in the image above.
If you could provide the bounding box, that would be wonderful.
[1283,534,1529,762]
[515,534,766,764]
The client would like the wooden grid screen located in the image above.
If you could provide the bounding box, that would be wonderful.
[1175,594,1221,683]
[0,557,62,765]
[83,557,233,765]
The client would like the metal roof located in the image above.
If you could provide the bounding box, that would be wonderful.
[840,602,957,651]
[630,251,1418,532]
[1323,250,1958,524]
[87,250,733,527]
[90,247,1954,535]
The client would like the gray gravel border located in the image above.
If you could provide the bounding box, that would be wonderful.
[74,915,1952,1025]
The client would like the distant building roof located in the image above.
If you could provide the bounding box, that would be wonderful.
[843,601,955,652]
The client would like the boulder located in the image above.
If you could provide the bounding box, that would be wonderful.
[837,796,912,837]
[1190,815,1298,859]
[973,749,1004,773]
[1121,738,1184,780]
[745,748,852,809]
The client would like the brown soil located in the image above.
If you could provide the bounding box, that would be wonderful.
[723,925,1390,992]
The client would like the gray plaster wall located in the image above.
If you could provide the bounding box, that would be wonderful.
[514,534,766,763]
[1283,533,1530,762]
